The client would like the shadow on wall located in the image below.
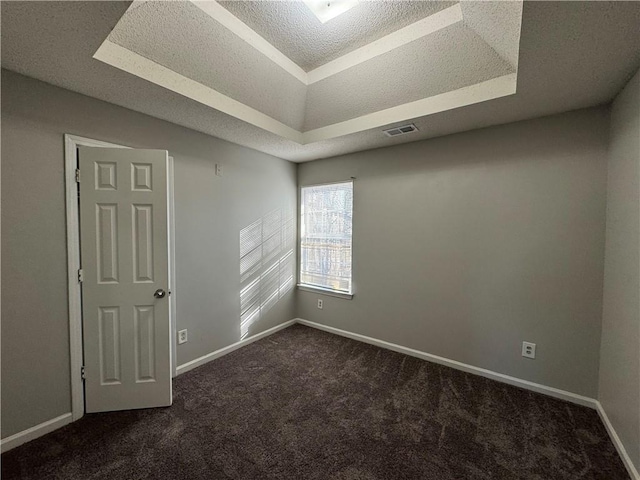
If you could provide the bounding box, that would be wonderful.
[239,207,295,339]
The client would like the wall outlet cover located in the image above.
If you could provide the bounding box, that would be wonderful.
[178,329,188,344]
[522,341,536,359]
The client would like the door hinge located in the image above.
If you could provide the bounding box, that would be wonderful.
[75,168,81,183]
[78,268,84,283]
[81,366,86,380]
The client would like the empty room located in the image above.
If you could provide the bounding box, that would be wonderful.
[1,0,639,478]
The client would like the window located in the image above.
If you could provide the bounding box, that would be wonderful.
[299,181,353,295]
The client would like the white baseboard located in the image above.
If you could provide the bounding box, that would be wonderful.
[299,317,640,476]
[1,413,73,453]
[596,401,640,480]
[302,315,639,476]
[5,317,636,480]
[295,318,598,409]
[176,319,297,375]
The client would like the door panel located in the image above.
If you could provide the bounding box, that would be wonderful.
[133,204,154,282]
[79,147,172,413]
[96,204,119,283]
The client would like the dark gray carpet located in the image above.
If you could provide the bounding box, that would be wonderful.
[2,324,629,479]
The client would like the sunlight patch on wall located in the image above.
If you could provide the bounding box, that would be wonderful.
[239,207,295,339]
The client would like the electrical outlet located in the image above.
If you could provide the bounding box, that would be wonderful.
[215,163,223,176]
[522,341,536,359]
[178,329,188,345]
[317,299,323,309]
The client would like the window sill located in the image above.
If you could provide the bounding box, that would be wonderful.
[297,284,354,300]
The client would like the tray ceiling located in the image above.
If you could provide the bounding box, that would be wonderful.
[97,0,523,145]
[5,1,638,162]
[218,1,458,72]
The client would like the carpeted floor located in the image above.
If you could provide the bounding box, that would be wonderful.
[2,324,629,480]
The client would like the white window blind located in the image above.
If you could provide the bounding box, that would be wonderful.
[300,181,353,294]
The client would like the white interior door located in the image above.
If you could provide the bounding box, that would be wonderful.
[79,147,172,413]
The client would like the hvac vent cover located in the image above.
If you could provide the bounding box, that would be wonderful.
[383,124,419,137]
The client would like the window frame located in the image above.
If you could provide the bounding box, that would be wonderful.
[297,180,354,300]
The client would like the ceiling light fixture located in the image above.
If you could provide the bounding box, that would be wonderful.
[303,0,359,24]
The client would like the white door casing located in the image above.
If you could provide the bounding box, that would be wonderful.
[79,147,172,413]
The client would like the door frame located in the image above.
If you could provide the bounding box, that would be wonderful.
[64,134,177,422]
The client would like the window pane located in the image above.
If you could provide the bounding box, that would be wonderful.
[300,182,353,293]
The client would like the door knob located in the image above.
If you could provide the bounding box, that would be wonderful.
[154,288,167,299]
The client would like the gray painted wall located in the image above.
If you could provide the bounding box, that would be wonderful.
[1,70,297,439]
[599,68,640,471]
[297,107,610,398]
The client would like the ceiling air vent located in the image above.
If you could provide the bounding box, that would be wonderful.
[383,124,418,137]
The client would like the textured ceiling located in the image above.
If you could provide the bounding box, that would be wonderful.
[460,1,522,68]
[218,0,457,72]
[100,0,521,142]
[304,23,513,130]
[109,0,307,130]
[1,2,639,163]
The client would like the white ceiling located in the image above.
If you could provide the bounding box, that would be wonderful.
[1,2,639,162]
[109,0,310,131]
[218,1,457,72]
[100,0,522,144]
[303,23,512,130]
